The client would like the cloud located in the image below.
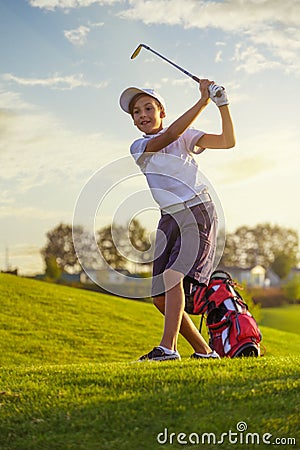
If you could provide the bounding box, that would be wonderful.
[0,89,127,191]
[6,244,42,258]
[215,50,223,63]
[0,110,17,141]
[0,117,124,190]
[118,0,300,75]
[232,44,281,74]
[199,125,300,191]
[29,0,120,11]
[28,1,300,75]
[0,205,68,219]
[0,88,36,111]
[64,25,90,46]
[0,190,14,204]
[221,155,273,183]
[119,0,300,30]
[2,73,109,90]
[64,21,104,46]
[249,27,300,73]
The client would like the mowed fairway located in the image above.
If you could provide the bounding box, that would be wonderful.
[0,274,299,450]
[261,304,300,334]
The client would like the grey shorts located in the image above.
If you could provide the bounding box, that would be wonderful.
[152,201,218,297]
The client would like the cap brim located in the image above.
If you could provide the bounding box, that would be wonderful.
[119,87,166,114]
[119,87,149,114]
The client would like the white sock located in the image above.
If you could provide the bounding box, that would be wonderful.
[195,350,218,358]
[158,345,178,355]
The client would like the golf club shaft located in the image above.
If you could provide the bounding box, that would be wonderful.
[132,44,222,97]
[141,44,200,83]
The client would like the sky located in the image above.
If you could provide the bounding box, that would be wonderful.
[0,0,300,275]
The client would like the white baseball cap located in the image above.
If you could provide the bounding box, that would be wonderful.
[119,87,166,114]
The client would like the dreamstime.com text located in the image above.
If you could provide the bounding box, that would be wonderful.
[156,422,296,446]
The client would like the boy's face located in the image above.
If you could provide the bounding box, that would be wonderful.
[132,95,165,135]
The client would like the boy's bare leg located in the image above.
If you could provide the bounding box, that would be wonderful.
[154,292,211,354]
[159,270,185,351]
[158,268,211,354]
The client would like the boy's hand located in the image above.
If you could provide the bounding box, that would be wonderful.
[209,84,229,107]
[199,79,212,104]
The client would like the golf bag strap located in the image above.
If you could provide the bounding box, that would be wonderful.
[199,313,205,333]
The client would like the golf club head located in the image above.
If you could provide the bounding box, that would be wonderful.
[131,44,143,59]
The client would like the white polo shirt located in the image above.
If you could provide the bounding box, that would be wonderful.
[130,127,208,209]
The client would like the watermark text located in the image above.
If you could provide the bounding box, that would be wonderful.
[157,422,296,446]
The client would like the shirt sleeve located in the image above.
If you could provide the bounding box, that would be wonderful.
[181,128,206,155]
[130,137,151,171]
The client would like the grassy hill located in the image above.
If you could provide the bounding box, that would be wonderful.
[261,305,300,335]
[0,274,299,450]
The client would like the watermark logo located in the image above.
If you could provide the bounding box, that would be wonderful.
[156,421,296,446]
[236,421,247,432]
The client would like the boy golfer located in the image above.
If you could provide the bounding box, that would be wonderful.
[119,80,235,361]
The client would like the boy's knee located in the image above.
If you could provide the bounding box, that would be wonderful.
[163,268,184,292]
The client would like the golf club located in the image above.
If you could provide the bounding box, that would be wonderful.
[131,44,222,97]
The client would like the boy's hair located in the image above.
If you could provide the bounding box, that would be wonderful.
[129,93,165,117]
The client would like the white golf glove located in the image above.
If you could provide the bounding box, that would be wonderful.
[209,84,229,107]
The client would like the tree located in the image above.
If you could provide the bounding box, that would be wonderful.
[271,252,297,279]
[42,223,99,274]
[42,223,78,273]
[283,275,300,303]
[220,223,298,269]
[97,223,127,269]
[128,218,152,266]
[45,256,62,282]
[72,226,101,271]
[97,219,152,272]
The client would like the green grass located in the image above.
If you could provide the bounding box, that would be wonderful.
[261,305,300,335]
[0,274,165,365]
[0,274,299,450]
[0,359,299,450]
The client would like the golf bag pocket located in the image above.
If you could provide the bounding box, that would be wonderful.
[184,279,207,315]
[206,316,230,357]
[228,311,262,357]
[208,310,262,358]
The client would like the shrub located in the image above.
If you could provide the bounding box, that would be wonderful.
[237,282,262,323]
[283,275,300,304]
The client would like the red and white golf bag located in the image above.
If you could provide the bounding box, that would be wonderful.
[188,270,262,358]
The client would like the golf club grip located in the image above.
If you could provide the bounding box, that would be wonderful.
[195,77,223,98]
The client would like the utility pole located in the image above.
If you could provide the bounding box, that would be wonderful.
[5,246,11,272]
